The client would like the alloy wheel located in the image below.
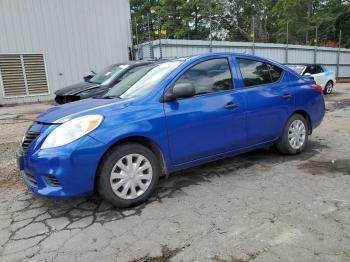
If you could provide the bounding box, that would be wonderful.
[288,120,306,150]
[326,82,333,94]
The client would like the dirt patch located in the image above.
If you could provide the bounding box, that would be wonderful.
[130,245,183,262]
[298,159,350,176]
[326,99,350,112]
[213,250,264,262]
[0,142,21,190]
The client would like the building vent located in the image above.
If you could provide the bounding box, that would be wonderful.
[0,54,49,97]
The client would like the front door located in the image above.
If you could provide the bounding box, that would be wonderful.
[163,57,246,165]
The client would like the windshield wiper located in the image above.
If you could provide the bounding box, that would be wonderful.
[88,80,101,84]
[103,95,121,99]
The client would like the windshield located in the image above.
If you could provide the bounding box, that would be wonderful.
[104,60,183,99]
[90,64,129,84]
[288,65,305,75]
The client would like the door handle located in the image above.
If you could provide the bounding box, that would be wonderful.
[282,94,292,99]
[224,103,240,110]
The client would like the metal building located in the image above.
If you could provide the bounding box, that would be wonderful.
[0,0,132,105]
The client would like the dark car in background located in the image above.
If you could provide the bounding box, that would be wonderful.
[54,62,154,104]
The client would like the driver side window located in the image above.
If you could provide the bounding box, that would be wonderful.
[175,58,233,96]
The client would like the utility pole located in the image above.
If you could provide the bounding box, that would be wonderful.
[134,17,139,47]
[209,4,213,53]
[129,17,134,60]
[158,15,162,59]
[147,14,152,43]
[147,14,154,59]
[336,30,342,78]
[252,16,255,55]
[314,25,318,64]
[285,21,289,64]
[134,17,139,60]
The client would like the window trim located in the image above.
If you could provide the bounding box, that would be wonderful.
[267,63,284,83]
[162,57,235,102]
[236,57,285,89]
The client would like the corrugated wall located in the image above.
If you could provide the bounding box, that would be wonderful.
[0,0,132,104]
[136,39,350,78]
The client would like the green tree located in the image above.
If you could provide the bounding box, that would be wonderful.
[130,0,350,47]
[315,0,350,47]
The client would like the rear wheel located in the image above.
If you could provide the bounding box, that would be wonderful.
[324,81,333,95]
[276,114,308,155]
[97,143,160,208]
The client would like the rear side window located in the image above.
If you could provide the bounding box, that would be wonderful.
[237,59,270,87]
[237,58,283,87]
[175,58,233,95]
[268,64,283,82]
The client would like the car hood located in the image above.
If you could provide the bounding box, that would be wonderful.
[36,98,130,124]
[55,82,101,96]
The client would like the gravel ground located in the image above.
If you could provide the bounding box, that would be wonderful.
[0,84,349,262]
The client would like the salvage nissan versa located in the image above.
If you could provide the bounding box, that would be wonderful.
[17,53,325,207]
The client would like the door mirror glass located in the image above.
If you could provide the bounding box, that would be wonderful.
[163,83,195,102]
[304,72,311,76]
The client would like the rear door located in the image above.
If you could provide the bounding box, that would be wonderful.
[163,56,246,165]
[235,58,294,146]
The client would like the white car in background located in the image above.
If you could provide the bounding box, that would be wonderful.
[287,64,336,94]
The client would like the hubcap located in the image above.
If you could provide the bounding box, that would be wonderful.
[326,82,333,93]
[288,120,306,150]
[110,154,152,200]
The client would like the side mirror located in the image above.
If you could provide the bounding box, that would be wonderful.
[83,75,94,82]
[304,72,311,76]
[162,83,195,102]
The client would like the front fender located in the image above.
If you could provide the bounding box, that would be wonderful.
[89,103,172,174]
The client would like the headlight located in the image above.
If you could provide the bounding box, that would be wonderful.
[41,115,103,149]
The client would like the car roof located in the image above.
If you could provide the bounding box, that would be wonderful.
[180,52,285,66]
[123,52,287,66]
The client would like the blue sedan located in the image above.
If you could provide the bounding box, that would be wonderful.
[17,53,325,207]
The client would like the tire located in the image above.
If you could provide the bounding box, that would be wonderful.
[97,143,160,208]
[276,114,309,155]
[323,81,333,95]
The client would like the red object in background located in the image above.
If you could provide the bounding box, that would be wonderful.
[309,84,323,94]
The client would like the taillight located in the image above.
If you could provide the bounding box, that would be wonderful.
[309,84,323,94]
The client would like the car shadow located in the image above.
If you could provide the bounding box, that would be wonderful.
[17,139,328,227]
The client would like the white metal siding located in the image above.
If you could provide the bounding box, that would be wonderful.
[0,0,131,104]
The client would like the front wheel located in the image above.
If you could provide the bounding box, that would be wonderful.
[97,143,160,208]
[323,81,333,95]
[276,114,308,155]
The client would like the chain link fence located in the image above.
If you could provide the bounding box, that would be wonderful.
[131,12,349,78]
[131,12,343,48]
